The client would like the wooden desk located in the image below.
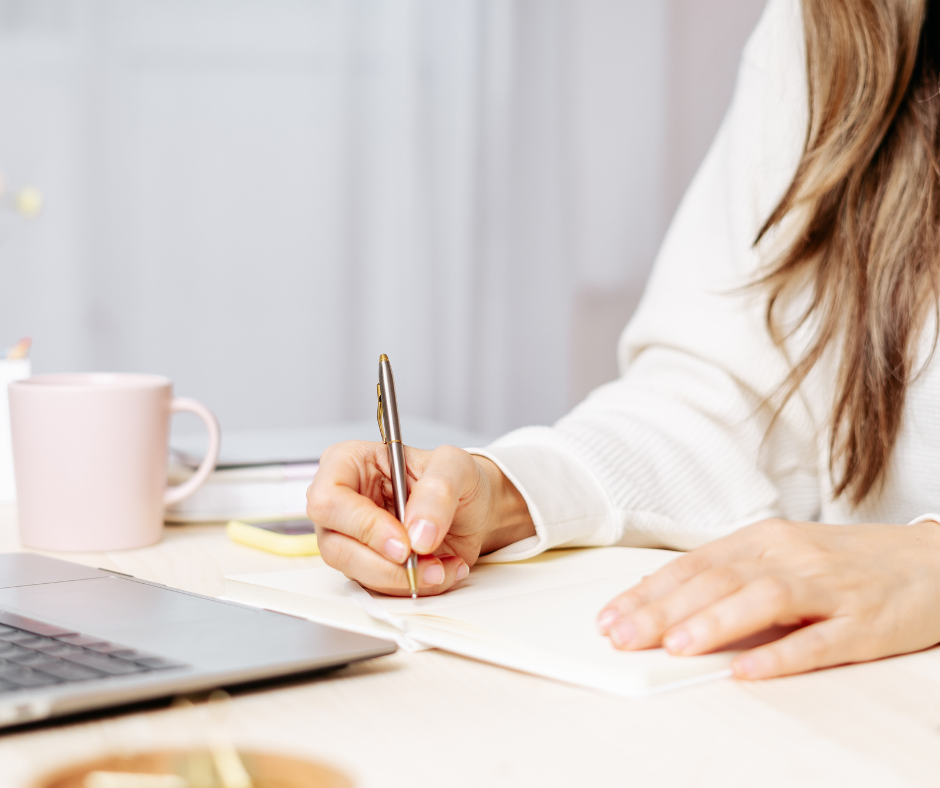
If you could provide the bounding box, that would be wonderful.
[2,504,940,788]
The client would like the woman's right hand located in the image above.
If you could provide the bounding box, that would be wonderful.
[306,441,535,596]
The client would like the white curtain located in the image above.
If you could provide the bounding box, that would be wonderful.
[0,0,747,438]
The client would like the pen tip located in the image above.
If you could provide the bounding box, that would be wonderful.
[412,592,417,600]
[380,353,388,362]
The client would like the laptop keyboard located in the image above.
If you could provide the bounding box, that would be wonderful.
[0,611,187,693]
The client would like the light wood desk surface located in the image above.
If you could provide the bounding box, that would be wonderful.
[2,504,940,787]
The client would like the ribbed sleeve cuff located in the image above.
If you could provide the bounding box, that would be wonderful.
[465,426,616,563]
[909,514,940,526]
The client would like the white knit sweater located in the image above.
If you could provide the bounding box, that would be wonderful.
[472,0,940,562]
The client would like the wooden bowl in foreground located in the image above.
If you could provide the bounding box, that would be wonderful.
[30,749,354,788]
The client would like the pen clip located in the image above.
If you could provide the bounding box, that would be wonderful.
[376,383,387,444]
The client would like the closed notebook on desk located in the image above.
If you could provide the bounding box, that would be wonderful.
[224,547,737,697]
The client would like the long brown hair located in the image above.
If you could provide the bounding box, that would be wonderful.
[758,0,940,505]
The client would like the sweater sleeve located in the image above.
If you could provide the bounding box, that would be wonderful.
[472,0,821,563]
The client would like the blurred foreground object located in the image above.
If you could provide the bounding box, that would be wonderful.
[29,749,353,787]
[0,345,31,502]
[5,336,31,360]
[0,170,42,219]
[33,693,352,787]
[226,518,320,556]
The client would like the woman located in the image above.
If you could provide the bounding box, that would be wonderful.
[307,0,940,680]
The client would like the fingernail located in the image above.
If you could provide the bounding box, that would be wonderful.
[597,609,619,632]
[664,629,691,653]
[384,538,408,563]
[423,563,445,585]
[455,562,470,582]
[408,519,438,553]
[609,619,636,648]
[733,655,758,678]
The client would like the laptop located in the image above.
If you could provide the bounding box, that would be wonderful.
[0,553,396,727]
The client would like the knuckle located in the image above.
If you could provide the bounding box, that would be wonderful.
[693,609,721,641]
[305,482,316,513]
[350,509,383,544]
[605,591,643,620]
[315,530,341,567]
[319,440,358,464]
[682,552,708,573]
[757,575,791,609]
[624,581,654,610]
[318,444,339,465]
[433,444,463,464]
[708,565,742,596]
[801,627,831,662]
[801,553,832,578]
[306,484,332,522]
[755,646,782,675]
[752,518,793,541]
[639,602,669,632]
[419,475,455,502]
[377,561,405,590]
[842,587,869,613]
[667,552,709,584]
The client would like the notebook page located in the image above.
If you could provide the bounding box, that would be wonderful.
[364,547,734,693]
[229,547,678,620]
[403,574,736,692]
[372,547,679,617]
[226,548,734,695]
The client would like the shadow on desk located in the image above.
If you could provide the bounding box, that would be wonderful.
[0,653,403,736]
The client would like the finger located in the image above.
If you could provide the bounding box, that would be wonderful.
[403,445,482,555]
[731,618,856,679]
[307,443,411,564]
[317,529,469,597]
[655,574,812,656]
[603,561,761,650]
[422,555,471,596]
[313,440,381,497]
[598,550,717,633]
[597,520,787,632]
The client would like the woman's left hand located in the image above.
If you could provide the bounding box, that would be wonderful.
[597,518,940,679]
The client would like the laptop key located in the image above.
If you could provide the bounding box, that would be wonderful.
[8,651,56,667]
[9,636,45,648]
[86,642,134,655]
[54,634,107,648]
[0,620,183,687]
[109,649,144,659]
[62,652,146,676]
[0,611,75,638]
[0,631,39,644]
[27,640,71,653]
[132,656,187,670]
[36,662,104,682]
[0,665,60,688]
[35,644,84,657]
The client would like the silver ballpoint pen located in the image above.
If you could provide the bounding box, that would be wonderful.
[377,354,419,598]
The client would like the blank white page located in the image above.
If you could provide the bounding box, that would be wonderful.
[373,547,679,615]
[402,573,736,692]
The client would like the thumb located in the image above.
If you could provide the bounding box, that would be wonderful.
[402,444,482,554]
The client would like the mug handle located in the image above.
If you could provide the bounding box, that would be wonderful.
[165,397,221,506]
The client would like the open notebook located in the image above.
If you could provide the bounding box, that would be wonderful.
[224,547,738,697]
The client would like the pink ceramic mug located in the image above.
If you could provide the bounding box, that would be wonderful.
[8,373,220,551]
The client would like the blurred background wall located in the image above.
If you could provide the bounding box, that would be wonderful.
[0,0,766,440]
